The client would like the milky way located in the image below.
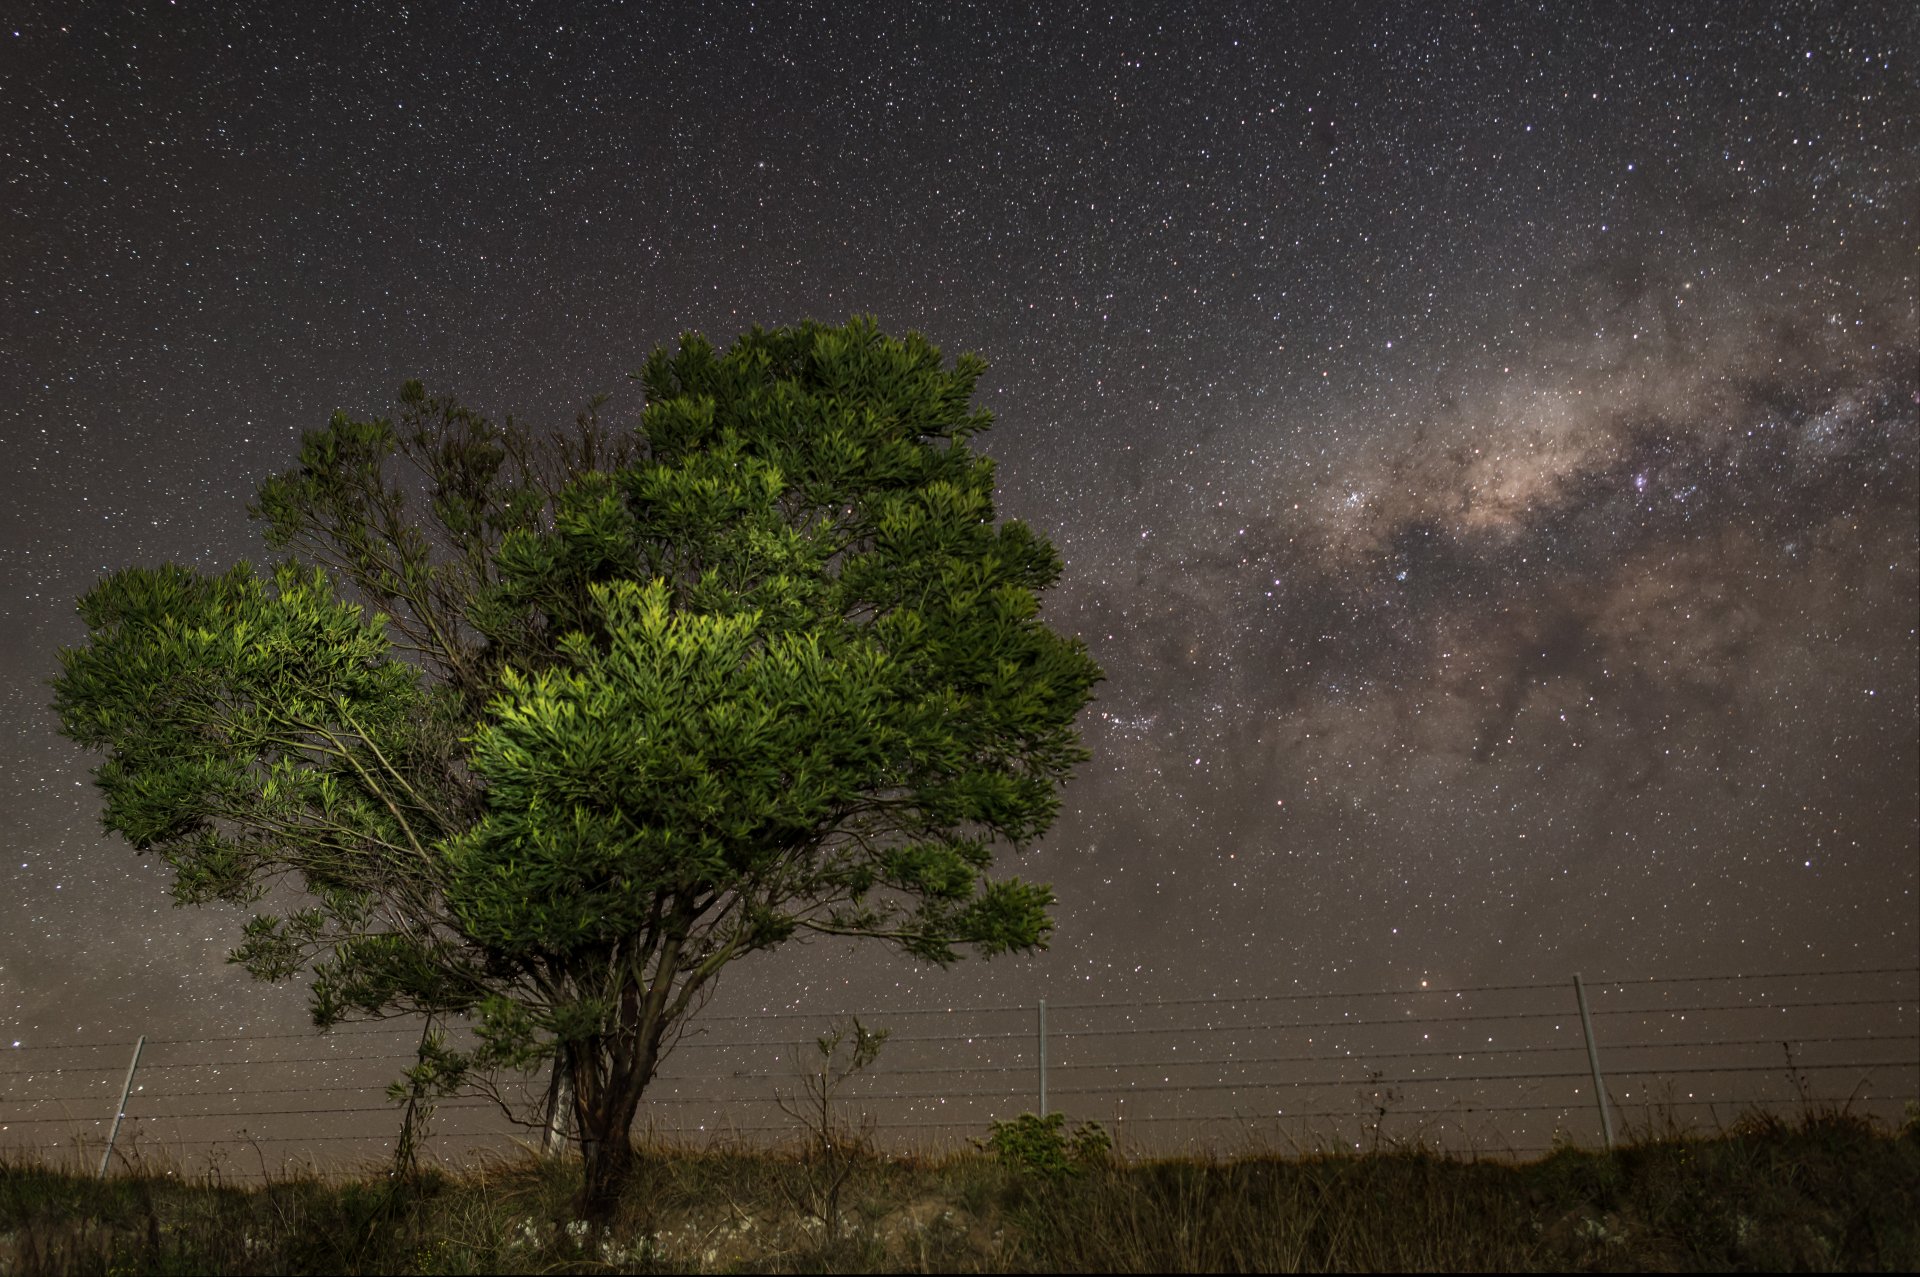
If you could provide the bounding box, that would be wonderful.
[1064,220,1915,980]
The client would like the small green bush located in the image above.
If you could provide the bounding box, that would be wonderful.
[983,1112,1113,1178]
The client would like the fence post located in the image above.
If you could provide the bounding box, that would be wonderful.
[1572,974,1615,1151]
[1037,999,1048,1115]
[97,1035,145,1180]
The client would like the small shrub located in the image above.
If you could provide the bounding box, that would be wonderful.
[983,1112,1112,1178]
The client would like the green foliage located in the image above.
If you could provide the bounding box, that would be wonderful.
[983,1112,1113,1178]
[442,318,1100,981]
[50,317,1103,1213]
[50,559,442,935]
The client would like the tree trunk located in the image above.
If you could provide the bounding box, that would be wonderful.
[541,1045,574,1156]
[578,1124,635,1222]
[570,1035,658,1222]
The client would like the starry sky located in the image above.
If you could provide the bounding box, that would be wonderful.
[1,1,1916,1147]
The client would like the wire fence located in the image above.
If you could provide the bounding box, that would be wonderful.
[3,965,1914,1179]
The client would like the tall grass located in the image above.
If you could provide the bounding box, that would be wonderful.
[2,1107,1916,1273]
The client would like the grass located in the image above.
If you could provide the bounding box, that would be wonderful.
[2,1107,1917,1273]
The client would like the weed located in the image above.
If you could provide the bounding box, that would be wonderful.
[772,1015,888,1240]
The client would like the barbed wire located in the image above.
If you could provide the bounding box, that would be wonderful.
[8,1090,1876,1148]
[713,1033,1902,1080]
[694,996,1907,1048]
[5,1058,1904,1121]
[0,1050,421,1079]
[2,966,1911,1163]
[5,965,1910,1054]
[6,1032,1898,1103]
[6,1011,1905,1083]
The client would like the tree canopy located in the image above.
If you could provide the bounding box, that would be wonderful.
[53,317,1102,1211]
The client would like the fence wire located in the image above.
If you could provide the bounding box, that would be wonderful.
[3,965,1913,1177]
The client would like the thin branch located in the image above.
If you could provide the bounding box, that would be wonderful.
[332,704,453,833]
[302,722,433,867]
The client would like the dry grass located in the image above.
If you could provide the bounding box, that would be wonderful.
[2,1107,1917,1273]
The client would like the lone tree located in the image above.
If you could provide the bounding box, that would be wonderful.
[52,317,1102,1212]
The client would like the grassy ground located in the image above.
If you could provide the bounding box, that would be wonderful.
[3,1109,1917,1273]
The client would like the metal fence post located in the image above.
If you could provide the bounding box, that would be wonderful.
[97,1035,145,1179]
[1037,999,1048,1115]
[1573,974,1616,1151]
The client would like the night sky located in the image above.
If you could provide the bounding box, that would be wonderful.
[2,2,1915,1154]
